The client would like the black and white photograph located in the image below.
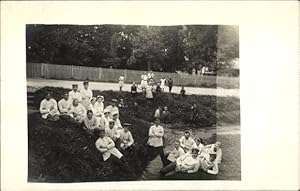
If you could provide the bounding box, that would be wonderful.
[26,24,240,182]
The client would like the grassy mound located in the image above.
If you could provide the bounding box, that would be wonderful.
[28,87,240,182]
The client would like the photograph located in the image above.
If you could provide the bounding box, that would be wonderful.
[26,24,240,182]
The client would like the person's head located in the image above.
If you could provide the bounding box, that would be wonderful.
[215,142,221,149]
[154,118,160,126]
[63,92,69,100]
[163,106,168,111]
[97,95,104,103]
[72,84,78,92]
[157,82,160,86]
[95,129,105,138]
[73,99,79,106]
[103,109,110,117]
[174,140,180,149]
[109,120,115,129]
[83,81,89,89]
[90,97,97,105]
[123,123,131,132]
[87,110,93,119]
[158,106,162,110]
[196,138,204,145]
[133,102,138,107]
[112,99,118,107]
[184,131,190,139]
[120,98,124,103]
[191,148,199,159]
[132,82,136,86]
[45,92,51,100]
[112,113,118,120]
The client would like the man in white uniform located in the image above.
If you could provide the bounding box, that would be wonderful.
[160,148,201,176]
[83,110,99,131]
[39,93,60,121]
[68,99,86,123]
[160,77,166,92]
[104,99,119,119]
[147,118,168,166]
[119,123,134,150]
[165,140,185,165]
[68,84,82,103]
[80,81,93,109]
[179,131,196,153]
[58,92,71,115]
[203,142,222,164]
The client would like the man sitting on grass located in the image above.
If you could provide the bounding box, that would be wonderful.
[165,140,185,165]
[95,129,135,176]
[39,92,60,121]
[198,148,219,175]
[119,123,134,150]
[203,142,222,164]
[112,112,123,133]
[105,119,120,143]
[179,131,196,153]
[68,98,86,123]
[105,99,119,119]
[191,138,205,154]
[58,92,71,116]
[160,148,200,176]
[68,84,82,103]
[83,110,99,131]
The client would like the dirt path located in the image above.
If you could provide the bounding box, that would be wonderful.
[27,78,239,97]
[139,126,240,180]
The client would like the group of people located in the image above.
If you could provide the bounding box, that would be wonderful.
[39,79,221,178]
[119,71,187,100]
[147,119,222,177]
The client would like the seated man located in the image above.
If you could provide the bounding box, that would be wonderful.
[165,140,185,165]
[119,123,134,150]
[39,92,60,121]
[191,138,205,154]
[198,148,219,175]
[161,106,171,124]
[160,148,200,176]
[105,119,120,143]
[58,92,71,115]
[68,99,86,123]
[104,99,119,119]
[94,129,134,176]
[68,84,82,103]
[112,112,123,132]
[83,110,99,131]
[179,131,196,153]
[203,142,222,164]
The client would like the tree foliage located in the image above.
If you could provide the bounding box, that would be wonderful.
[26,24,239,73]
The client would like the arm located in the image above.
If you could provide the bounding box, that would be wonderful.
[95,140,108,153]
[58,101,68,113]
[207,162,219,175]
[39,101,49,114]
[179,137,185,148]
[107,138,115,149]
[154,126,164,137]
[127,132,134,146]
[148,126,155,137]
[52,100,58,111]
[188,161,201,174]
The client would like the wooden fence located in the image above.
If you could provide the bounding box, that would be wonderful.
[26,63,239,88]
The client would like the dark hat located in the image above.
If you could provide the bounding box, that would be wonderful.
[72,84,78,87]
[83,80,89,85]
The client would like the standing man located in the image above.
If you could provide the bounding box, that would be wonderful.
[39,92,60,121]
[179,131,196,153]
[140,72,148,92]
[58,92,71,116]
[119,74,125,92]
[68,98,86,123]
[147,118,168,167]
[160,77,166,92]
[80,80,93,109]
[167,77,173,93]
[130,82,138,97]
[68,84,82,103]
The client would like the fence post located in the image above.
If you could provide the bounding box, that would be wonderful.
[124,69,128,82]
[98,67,102,81]
[41,63,44,78]
[71,65,74,79]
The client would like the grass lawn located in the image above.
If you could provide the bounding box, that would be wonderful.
[28,86,240,182]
